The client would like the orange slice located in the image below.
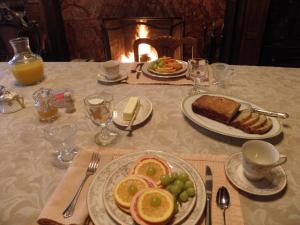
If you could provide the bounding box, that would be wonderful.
[137,188,174,223]
[131,157,170,186]
[113,175,150,208]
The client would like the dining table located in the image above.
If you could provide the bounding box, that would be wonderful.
[0,61,299,225]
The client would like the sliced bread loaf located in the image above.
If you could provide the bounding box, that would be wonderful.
[231,109,252,128]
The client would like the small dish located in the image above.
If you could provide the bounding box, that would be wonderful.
[113,96,152,127]
[225,152,287,196]
[97,73,128,84]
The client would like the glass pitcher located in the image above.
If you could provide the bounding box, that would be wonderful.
[32,88,59,122]
[8,37,44,85]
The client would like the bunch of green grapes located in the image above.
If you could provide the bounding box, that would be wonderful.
[160,172,196,205]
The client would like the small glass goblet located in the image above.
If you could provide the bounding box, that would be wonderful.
[43,123,77,164]
[84,92,118,146]
[187,58,209,95]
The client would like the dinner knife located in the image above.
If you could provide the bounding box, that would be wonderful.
[125,103,140,134]
[205,166,213,225]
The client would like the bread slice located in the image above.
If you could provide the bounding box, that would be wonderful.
[192,95,240,124]
[252,118,273,134]
[249,115,267,130]
[231,109,252,128]
[242,113,259,127]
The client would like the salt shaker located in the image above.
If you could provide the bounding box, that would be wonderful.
[64,92,76,113]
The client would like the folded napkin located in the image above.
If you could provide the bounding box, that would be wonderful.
[37,148,111,225]
[38,148,244,225]
[126,63,214,86]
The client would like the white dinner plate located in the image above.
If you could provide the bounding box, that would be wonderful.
[142,60,188,79]
[113,96,152,127]
[225,153,287,196]
[181,93,283,139]
[88,150,206,225]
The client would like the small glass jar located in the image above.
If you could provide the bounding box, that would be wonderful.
[32,88,59,122]
[8,37,44,85]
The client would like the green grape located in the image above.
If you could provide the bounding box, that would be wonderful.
[150,197,161,207]
[184,180,194,189]
[171,172,178,181]
[170,185,181,195]
[186,187,196,197]
[174,179,184,190]
[160,175,172,186]
[178,172,189,182]
[179,191,189,202]
[146,167,156,176]
[128,184,138,195]
[166,184,173,193]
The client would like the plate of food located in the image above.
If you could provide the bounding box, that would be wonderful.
[142,57,188,79]
[181,94,283,139]
[88,150,206,225]
[113,96,152,127]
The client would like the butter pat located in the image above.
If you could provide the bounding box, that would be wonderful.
[123,97,140,121]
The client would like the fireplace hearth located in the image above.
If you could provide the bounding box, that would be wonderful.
[102,17,185,62]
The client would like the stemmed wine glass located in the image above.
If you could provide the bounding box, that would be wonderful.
[84,92,118,146]
[187,58,209,95]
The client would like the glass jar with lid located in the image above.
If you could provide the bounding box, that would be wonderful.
[8,37,44,85]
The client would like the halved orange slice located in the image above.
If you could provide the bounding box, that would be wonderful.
[131,188,174,224]
[113,175,156,209]
[131,156,171,186]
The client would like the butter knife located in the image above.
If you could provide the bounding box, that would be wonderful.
[205,166,213,225]
[125,104,140,134]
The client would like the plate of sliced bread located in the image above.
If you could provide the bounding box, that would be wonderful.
[181,94,282,139]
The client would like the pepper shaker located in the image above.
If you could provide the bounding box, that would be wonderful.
[64,92,76,113]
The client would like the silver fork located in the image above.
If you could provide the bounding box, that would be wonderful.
[63,152,100,218]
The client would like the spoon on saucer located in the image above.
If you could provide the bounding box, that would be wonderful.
[216,186,230,225]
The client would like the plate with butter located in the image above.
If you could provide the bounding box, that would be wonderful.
[113,96,153,127]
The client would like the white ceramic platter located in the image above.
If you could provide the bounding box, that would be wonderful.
[142,60,188,79]
[113,96,152,127]
[181,93,282,139]
[88,150,206,225]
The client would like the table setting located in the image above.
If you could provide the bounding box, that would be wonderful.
[0,47,300,225]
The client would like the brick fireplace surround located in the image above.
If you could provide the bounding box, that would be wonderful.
[60,0,226,61]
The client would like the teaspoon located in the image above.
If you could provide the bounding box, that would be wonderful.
[216,186,230,225]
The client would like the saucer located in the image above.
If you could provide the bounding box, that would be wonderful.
[225,152,287,196]
[97,73,127,84]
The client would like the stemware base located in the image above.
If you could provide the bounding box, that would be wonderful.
[94,129,118,146]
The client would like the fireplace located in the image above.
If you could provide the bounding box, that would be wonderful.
[102,17,184,62]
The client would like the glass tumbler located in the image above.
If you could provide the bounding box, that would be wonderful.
[44,123,77,164]
[188,58,209,94]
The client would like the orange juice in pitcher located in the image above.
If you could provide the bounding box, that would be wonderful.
[8,37,44,85]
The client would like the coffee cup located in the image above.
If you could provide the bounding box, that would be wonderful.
[102,60,120,80]
[242,140,287,181]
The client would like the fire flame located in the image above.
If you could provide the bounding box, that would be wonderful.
[120,24,158,63]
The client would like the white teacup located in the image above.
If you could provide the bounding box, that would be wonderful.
[242,140,287,181]
[102,60,120,80]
